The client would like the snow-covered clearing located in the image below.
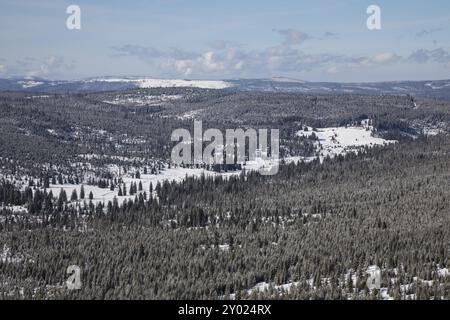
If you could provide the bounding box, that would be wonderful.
[46,166,242,205]
[296,120,396,159]
[45,155,283,205]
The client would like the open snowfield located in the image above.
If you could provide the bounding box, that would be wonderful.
[296,120,396,159]
[44,157,282,205]
[45,166,243,205]
[87,78,233,89]
[1,157,280,208]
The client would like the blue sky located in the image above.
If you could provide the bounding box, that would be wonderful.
[0,0,449,81]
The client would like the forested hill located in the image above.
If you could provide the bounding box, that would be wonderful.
[1,87,450,299]
[1,135,450,299]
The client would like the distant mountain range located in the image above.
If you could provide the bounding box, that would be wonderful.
[1,76,450,99]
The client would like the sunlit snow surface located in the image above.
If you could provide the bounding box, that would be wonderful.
[296,120,396,159]
[87,78,232,89]
[18,80,44,89]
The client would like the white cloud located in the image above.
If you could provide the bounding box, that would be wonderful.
[0,55,77,79]
[368,52,400,65]
[115,44,406,78]
[24,55,70,78]
[163,51,229,77]
[109,29,450,79]
[276,29,311,45]
[326,66,338,75]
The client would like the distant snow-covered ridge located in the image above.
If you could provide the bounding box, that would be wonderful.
[17,80,44,89]
[3,77,450,98]
[85,78,233,89]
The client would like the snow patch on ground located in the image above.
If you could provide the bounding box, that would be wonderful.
[178,109,203,120]
[46,129,58,136]
[425,82,450,90]
[437,267,449,277]
[1,205,28,213]
[228,281,300,299]
[200,244,230,251]
[422,128,444,136]
[0,245,34,264]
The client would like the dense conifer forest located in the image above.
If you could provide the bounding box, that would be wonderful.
[0,89,449,299]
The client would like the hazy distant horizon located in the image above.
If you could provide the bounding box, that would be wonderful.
[2,74,450,84]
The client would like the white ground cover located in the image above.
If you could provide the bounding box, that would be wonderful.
[296,120,396,159]
[88,78,232,89]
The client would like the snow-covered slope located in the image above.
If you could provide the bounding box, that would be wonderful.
[86,77,232,89]
[296,120,397,159]
[2,77,450,99]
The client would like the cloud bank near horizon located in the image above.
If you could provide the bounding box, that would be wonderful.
[0,0,449,81]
